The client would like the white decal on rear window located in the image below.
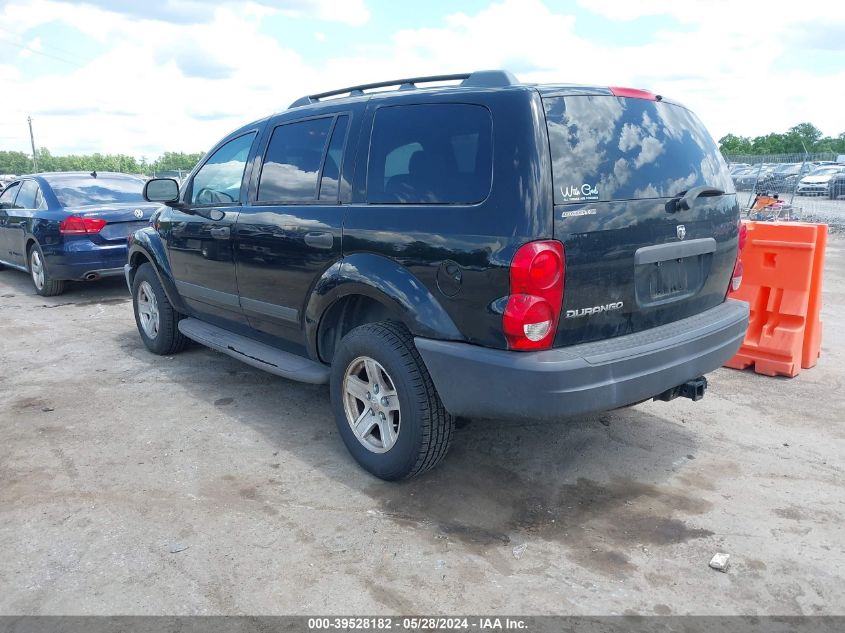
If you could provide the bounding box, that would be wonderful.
[560,183,599,202]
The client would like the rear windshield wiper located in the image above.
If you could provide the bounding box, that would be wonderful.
[667,186,725,213]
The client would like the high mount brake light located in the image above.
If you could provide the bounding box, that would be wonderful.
[503,240,565,350]
[59,216,107,234]
[609,87,659,101]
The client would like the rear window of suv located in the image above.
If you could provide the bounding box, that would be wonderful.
[367,104,492,204]
[543,96,734,204]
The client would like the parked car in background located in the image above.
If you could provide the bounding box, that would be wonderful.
[755,162,811,193]
[796,166,845,196]
[0,171,158,295]
[127,70,747,479]
[733,166,767,191]
[0,174,18,192]
[825,170,845,200]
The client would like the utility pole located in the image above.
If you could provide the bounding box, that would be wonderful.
[27,116,38,173]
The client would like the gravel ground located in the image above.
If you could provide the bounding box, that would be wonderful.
[0,238,843,616]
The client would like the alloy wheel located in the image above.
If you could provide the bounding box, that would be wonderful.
[30,249,45,290]
[342,356,401,453]
[136,281,160,339]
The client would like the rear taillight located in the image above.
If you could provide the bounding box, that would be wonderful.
[503,240,565,350]
[59,216,107,235]
[730,259,744,292]
[729,220,747,294]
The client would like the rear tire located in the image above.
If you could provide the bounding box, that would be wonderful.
[28,243,65,297]
[330,321,454,480]
[132,263,188,355]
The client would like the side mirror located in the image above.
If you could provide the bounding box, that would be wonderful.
[144,178,180,204]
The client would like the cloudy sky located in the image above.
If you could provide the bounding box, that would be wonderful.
[1,0,844,158]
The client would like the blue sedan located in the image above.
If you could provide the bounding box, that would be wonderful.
[0,172,160,296]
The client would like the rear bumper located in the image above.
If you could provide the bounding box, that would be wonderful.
[41,239,127,281]
[415,299,749,421]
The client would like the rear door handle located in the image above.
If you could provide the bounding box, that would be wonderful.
[304,231,334,249]
[210,226,230,239]
[667,186,725,213]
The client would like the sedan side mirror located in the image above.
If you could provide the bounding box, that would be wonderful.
[144,178,180,204]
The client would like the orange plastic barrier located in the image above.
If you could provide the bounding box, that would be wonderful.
[725,221,827,377]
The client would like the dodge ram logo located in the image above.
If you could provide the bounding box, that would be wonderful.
[133,209,144,219]
[676,224,686,240]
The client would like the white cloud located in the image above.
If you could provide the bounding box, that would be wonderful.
[315,0,369,26]
[0,0,843,162]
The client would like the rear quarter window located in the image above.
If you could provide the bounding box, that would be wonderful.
[366,103,492,204]
[543,96,734,204]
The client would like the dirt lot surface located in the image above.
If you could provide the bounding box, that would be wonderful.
[1,238,843,616]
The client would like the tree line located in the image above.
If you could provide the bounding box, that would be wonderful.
[0,149,205,176]
[719,123,845,156]
[3,122,843,174]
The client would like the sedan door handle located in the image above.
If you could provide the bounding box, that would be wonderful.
[210,226,230,239]
[304,231,334,249]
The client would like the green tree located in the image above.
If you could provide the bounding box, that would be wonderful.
[718,134,753,154]
[786,122,823,152]
[0,150,35,174]
[153,151,204,173]
[720,122,843,156]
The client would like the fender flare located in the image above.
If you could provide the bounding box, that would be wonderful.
[304,253,462,359]
[126,228,188,313]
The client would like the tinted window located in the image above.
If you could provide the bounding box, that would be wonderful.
[258,118,333,202]
[0,182,20,209]
[544,96,734,204]
[319,116,349,201]
[14,180,39,209]
[50,175,145,207]
[367,104,492,204]
[191,132,256,204]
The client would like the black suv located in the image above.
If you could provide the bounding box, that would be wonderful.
[127,70,749,480]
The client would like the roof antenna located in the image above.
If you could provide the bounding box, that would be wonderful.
[90,170,97,178]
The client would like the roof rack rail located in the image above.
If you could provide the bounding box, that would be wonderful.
[288,69,518,109]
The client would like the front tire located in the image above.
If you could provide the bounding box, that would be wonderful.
[28,243,65,297]
[330,321,454,480]
[132,263,188,355]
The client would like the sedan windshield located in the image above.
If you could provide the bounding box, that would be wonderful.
[49,175,145,207]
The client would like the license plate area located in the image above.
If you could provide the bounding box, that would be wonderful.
[635,255,711,308]
[100,221,149,241]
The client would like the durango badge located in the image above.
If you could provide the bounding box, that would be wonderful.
[565,301,624,319]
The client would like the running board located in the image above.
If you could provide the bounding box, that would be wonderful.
[177,318,329,384]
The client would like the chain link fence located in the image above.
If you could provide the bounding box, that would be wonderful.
[724,152,845,230]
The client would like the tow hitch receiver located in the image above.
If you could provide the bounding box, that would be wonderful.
[655,376,708,402]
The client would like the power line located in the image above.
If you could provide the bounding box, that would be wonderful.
[0,32,87,68]
[0,24,90,63]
